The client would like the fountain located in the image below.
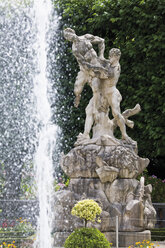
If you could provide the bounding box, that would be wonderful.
[32,0,57,247]
[0,0,157,247]
[0,0,58,247]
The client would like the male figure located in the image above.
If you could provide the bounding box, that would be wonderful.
[64,28,115,143]
[101,48,132,141]
[63,28,107,108]
[82,48,135,143]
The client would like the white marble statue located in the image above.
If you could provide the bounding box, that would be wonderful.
[55,29,156,247]
[64,28,141,146]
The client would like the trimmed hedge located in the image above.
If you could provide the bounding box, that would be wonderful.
[64,227,110,248]
[151,228,165,241]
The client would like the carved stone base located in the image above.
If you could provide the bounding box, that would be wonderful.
[54,144,156,247]
[61,144,149,180]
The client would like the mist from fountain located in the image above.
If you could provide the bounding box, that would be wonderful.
[0,0,58,247]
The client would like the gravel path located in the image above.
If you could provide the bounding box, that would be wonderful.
[153,241,165,248]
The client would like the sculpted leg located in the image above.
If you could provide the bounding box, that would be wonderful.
[112,104,141,130]
[91,77,100,112]
[74,70,89,107]
[84,98,94,138]
[110,91,130,141]
[112,108,129,140]
[122,104,141,119]
[123,104,141,128]
[74,98,94,146]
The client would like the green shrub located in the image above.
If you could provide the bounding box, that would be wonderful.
[64,227,111,248]
[144,174,165,203]
[71,199,102,227]
[138,171,165,203]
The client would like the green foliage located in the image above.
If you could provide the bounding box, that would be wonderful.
[71,199,102,227]
[138,170,165,202]
[13,219,34,233]
[53,0,165,174]
[143,173,165,203]
[64,227,111,248]
[65,178,70,187]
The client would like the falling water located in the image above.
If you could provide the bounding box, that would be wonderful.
[32,0,57,247]
[0,0,57,246]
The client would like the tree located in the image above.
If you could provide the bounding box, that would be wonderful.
[71,199,102,227]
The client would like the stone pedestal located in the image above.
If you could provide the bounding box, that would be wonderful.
[53,144,156,247]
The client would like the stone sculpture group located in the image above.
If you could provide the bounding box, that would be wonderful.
[53,28,156,248]
[63,27,140,147]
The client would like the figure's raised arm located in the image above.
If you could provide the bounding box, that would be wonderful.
[81,61,113,79]
[84,34,105,60]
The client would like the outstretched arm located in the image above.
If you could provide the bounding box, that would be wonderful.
[82,61,113,78]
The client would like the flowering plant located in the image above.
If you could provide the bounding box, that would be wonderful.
[0,241,16,248]
[54,177,70,191]
[0,218,35,234]
[54,182,65,191]
[128,240,155,248]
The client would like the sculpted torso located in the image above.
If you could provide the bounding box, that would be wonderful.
[101,63,122,106]
[72,37,95,58]
[102,63,121,88]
